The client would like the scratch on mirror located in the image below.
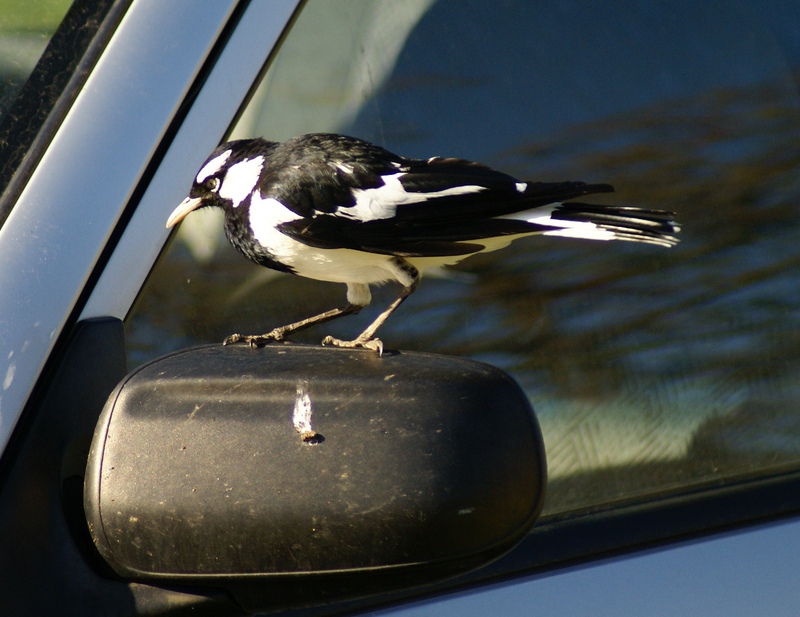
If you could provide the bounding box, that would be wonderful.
[293,380,323,444]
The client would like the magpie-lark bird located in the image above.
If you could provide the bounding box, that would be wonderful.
[167,133,679,354]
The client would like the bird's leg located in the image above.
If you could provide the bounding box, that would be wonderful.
[322,259,419,355]
[321,285,416,355]
[223,304,362,347]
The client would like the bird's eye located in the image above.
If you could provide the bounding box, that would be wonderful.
[203,177,220,192]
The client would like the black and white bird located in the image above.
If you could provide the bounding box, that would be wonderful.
[167,133,679,354]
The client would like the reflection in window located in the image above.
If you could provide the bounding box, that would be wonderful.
[130,0,800,517]
[0,0,73,121]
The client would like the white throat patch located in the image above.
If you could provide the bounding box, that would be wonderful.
[219,156,265,208]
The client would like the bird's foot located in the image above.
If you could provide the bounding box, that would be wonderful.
[223,329,286,348]
[321,335,384,356]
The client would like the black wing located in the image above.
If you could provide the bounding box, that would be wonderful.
[262,134,617,256]
[257,133,405,218]
[277,175,616,257]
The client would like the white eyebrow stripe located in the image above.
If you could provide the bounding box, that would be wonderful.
[196,150,232,183]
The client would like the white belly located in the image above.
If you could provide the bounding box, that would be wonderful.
[275,242,474,285]
[247,194,487,285]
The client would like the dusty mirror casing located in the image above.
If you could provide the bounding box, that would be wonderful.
[84,345,546,611]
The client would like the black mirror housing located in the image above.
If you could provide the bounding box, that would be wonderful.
[85,345,546,611]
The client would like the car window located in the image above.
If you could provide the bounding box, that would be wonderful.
[0,0,72,116]
[0,0,122,228]
[129,0,800,520]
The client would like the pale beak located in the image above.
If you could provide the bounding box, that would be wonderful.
[166,197,203,228]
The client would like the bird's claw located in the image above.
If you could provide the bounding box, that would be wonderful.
[321,335,384,356]
[223,329,285,347]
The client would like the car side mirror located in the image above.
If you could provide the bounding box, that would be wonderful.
[84,345,546,613]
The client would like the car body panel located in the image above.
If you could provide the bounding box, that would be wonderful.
[371,517,800,617]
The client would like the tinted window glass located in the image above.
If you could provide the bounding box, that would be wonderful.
[0,0,123,229]
[130,0,800,517]
[0,0,73,118]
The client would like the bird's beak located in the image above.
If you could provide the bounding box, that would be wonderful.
[166,197,203,228]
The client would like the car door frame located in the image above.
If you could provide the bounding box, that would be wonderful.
[0,0,302,459]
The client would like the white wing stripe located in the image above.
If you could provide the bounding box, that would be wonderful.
[344,172,485,222]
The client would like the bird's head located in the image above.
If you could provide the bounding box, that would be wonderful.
[166,138,277,228]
